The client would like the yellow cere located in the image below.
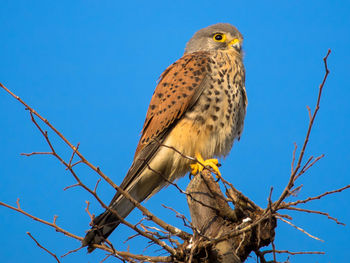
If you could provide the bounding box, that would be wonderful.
[229,38,240,45]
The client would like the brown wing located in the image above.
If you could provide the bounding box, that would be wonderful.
[110,51,211,205]
[134,52,212,157]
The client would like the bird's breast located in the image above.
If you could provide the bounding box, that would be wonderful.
[181,51,247,159]
[155,51,247,183]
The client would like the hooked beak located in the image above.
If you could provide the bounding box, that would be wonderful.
[228,38,241,52]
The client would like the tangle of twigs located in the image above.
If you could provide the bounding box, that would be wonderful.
[1,49,349,263]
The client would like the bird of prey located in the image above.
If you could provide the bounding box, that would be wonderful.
[83,23,247,251]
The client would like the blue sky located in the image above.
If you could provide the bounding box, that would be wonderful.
[1,1,350,262]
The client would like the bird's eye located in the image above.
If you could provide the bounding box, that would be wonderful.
[213,33,226,42]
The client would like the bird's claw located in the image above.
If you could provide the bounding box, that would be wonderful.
[190,153,221,178]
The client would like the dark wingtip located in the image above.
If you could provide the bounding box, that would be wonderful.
[87,245,96,253]
[82,229,103,253]
[82,210,121,253]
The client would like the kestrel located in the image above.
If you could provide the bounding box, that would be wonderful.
[83,23,247,251]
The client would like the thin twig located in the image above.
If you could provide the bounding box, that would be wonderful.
[63,183,80,191]
[162,204,193,230]
[271,241,277,263]
[295,154,324,181]
[284,184,350,207]
[273,49,331,210]
[0,82,189,243]
[0,200,173,261]
[276,216,323,242]
[68,143,80,167]
[85,200,94,224]
[61,246,83,258]
[70,160,83,168]
[262,249,325,256]
[27,232,61,263]
[93,179,101,193]
[1,200,82,240]
[21,152,53,156]
[291,143,297,174]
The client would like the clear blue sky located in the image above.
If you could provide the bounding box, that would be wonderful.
[1,1,349,262]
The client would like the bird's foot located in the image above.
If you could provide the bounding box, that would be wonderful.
[190,153,221,177]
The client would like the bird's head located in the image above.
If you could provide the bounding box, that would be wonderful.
[185,23,243,55]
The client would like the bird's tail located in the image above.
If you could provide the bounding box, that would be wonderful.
[82,159,168,252]
[82,197,135,252]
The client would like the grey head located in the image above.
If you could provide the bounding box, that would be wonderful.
[185,23,243,54]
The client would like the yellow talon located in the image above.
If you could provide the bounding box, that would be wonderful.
[190,153,221,177]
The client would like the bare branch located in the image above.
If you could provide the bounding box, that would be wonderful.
[1,200,173,262]
[67,143,80,167]
[93,178,101,193]
[282,206,345,225]
[276,216,323,242]
[262,249,325,256]
[285,184,350,207]
[85,201,94,224]
[0,200,82,241]
[21,152,53,156]
[273,49,331,210]
[61,247,84,258]
[63,183,80,191]
[291,143,297,174]
[0,82,189,243]
[27,232,61,263]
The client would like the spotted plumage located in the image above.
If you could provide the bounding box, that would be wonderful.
[83,23,247,251]
[136,53,209,157]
